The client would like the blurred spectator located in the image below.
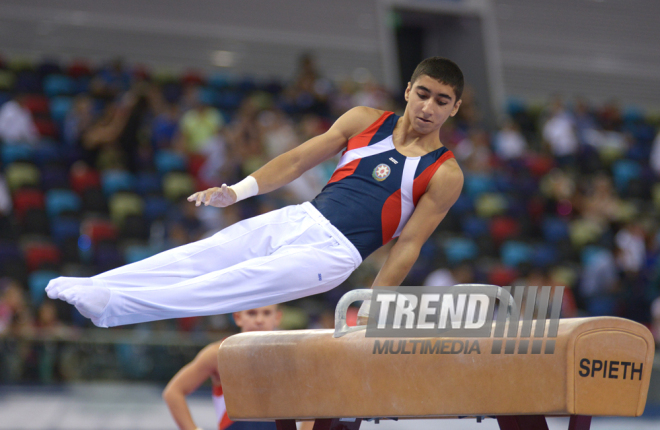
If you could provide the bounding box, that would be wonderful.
[36,299,70,337]
[597,100,623,131]
[0,172,11,216]
[652,296,660,344]
[228,97,265,175]
[493,118,527,160]
[542,98,578,163]
[259,109,298,160]
[649,129,660,176]
[0,280,33,336]
[352,81,393,111]
[575,174,620,224]
[91,57,131,98]
[117,85,151,172]
[197,133,229,188]
[579,249,619,316]
[0,94,40,143]
[82,88,147,170]
[63,95,96,147]
[573,98,598,146]
[176,86,224,154]
[424,263,474,287]
[284,53,331,116]
[166,202,205,247]
[458,129,493,173]
[615,224,646,274]
[453,86,481,128]
[151,101,180,150]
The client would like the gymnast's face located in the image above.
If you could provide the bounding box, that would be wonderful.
[234,305,281,332]
[404,75,461,135]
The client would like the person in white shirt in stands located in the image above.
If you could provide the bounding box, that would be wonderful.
[0,94,40,144]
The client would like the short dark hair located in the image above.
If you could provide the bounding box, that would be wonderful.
[410,57,464,101]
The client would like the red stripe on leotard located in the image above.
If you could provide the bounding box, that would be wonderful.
[412,151,455,205]
[381,189,402,245]
[327,112,394,185]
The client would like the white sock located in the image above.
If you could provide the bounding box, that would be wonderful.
[58,285,111,319]
[46,277,93,299]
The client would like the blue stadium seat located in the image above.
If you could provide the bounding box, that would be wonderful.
[209,73,230,89]
[0,241,22,265]
[144,195,170,221]
[612,159,642,193]
[461,216,489,239]
[155,150,187,174]
[33,141,63,167]
[442,237,479,265]
[14,71,41,93]
[501,240,532,267]
[464,173,495,197]
[532,243,559,267]
[542,217,569,243]
[1,143,34,164]
[43,74,74,97]
[451,194,474,214]
[49,96,73,123]
[581,245,609,267]
[50,216,81,245]
[74,77,91,94]
[41,164,69,190]
[101,170,136,196]
[217,90,243,110]
[135,172,162,195]
[45,189,82,217]
[94,242,124,272]
[198,87,217,106]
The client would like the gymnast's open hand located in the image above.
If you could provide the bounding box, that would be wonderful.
[187,184,237,207]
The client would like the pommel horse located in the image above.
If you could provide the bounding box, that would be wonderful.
[217,287,655,430]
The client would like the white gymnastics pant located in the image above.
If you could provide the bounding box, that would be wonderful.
[88,202,362,327]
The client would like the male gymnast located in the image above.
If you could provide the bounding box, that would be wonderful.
[162,305,307,430]
[46,57,465,328]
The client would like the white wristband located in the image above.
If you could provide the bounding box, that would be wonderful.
[229,176,259,202]
[357,300,371,318]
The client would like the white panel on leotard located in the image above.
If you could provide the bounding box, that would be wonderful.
[393,157,420,237]
[336,136,394,169]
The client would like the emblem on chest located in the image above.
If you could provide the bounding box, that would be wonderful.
[372,163,391,181]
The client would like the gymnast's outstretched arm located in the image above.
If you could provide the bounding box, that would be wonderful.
[188,106,384,207]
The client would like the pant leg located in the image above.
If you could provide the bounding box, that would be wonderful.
[95,215,360,327]
[90,204,310,290]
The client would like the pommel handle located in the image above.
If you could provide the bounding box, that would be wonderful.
[333,289,373,338]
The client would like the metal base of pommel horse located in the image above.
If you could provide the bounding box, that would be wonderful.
[218,286,655,430]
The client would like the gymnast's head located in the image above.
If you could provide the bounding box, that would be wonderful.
[409,57,464,103]
[404,57,464,132]
[233,304,281,332]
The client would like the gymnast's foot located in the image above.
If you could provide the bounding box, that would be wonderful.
[46,276,93,299]
[46,277,111,322]
[57,285,112,321]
